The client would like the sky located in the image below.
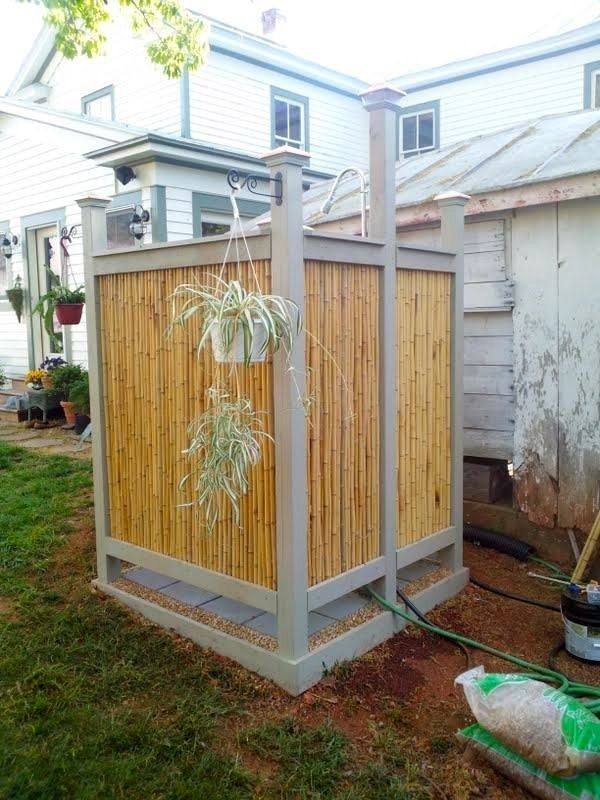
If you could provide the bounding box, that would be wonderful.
[2,0,600,92]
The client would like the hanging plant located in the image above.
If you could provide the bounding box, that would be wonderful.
[171,277,301,365]
[33,274,85,350]
[6,276,25,323]
[179,387,272,532]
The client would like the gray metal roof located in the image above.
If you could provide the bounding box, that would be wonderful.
[293,108,600,228]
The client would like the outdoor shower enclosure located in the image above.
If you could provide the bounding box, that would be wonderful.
[82,87,468,694]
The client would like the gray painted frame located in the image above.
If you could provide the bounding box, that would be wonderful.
[270,86,310,151]
[397,99,441,158]
[583,60,600,108]
[81,84,115,120]
[78,130,468,693]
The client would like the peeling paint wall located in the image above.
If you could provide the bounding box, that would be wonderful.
[512,198,600,531]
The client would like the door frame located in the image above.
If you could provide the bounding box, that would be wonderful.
[20,207,68,369]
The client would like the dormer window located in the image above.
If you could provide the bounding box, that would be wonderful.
[399,100,440,157]
[82,86,115,121]
[271,87,308,149]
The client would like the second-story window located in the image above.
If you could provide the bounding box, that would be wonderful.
[271,88,308,149]
[82,86,115,121]
[584,61,600,110]
[399,101,440,157]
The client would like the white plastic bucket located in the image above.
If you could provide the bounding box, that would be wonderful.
[210,320,268,363]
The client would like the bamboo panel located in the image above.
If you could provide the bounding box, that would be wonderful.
[99,261,277,589]
[397,269,452,547]
[305,261,380,586]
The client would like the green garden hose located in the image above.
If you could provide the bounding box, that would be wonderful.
[367,587,600,713]
[528,555,572,582]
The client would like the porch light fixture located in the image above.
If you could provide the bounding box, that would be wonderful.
[0,230,19,259]
[129,204,150,241]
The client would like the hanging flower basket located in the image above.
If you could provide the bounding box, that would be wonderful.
[56,303,84,325]
[210,320,268,364]
[6,276,24,323]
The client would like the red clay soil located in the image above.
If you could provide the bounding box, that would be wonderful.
[221,541,599,799]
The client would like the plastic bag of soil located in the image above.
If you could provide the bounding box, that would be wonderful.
[455,666,600,776]
[458,724,600,800]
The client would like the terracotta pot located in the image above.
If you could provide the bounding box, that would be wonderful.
[60,400,77,425]
[56,303,84,325]
[41,375,54,390]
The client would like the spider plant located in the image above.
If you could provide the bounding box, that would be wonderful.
[171,277,301,364]
[179,387,272,532]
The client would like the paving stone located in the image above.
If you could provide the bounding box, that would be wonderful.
[201,596,263,624]
[160,581,219,607]
[316,592,369,621]
[125,568,178,591]
[0,431,39,441]
[18,437,65,449]
[245,612,277,636]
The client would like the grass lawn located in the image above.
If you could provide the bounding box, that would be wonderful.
[0,441,445,800]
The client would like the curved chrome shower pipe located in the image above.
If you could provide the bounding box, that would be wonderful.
[320,167,368,237]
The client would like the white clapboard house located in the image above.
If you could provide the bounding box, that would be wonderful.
[0,8,368,380]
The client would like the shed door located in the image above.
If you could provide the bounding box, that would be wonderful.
[398,218,514,460]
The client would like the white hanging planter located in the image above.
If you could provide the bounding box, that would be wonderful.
[210,320,268,363]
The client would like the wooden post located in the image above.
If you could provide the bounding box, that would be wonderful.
[435,191,469,572]
[77,196,120,584]
[361,85,405,604]
[263,146,311,660]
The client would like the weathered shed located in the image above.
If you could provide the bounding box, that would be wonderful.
[252,108,600,531]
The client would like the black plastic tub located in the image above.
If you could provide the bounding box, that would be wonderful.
[561,590,600,662]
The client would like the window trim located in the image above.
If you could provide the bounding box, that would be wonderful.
[0,219,10,304]
[584,60,600,109]
[81,84,115,121]
[192,191,269,238]
[270,86,309,150]
[397,100,440,157]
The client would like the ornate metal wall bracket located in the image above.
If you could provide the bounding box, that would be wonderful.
[226,169,282,206]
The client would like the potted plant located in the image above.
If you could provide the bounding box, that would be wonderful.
[33,275,86,335]
[171,277,300,365]
[50,363,85,425]
[25,368,47,390]
[39,356,67,389]
[6,276,25,323]
[69,372,90,435]
[179,387,271,532]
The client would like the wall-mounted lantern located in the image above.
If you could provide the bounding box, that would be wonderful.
[129,204,150,241]
[1,230,19,259]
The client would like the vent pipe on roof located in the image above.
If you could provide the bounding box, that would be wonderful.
[261,7,287,43]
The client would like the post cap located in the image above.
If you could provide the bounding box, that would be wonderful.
[76,196,112,209]
[261,145,311,168]
[360,84,406,111]
[434,191,471,207]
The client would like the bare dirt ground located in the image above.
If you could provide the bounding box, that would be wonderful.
[205,541,599,799]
